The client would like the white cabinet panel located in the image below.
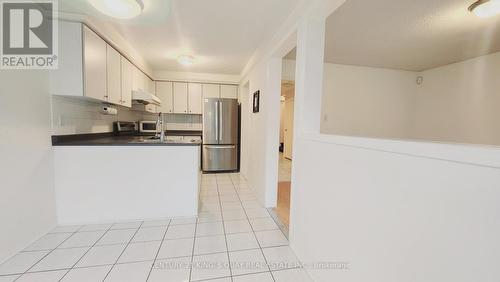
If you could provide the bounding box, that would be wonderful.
[120,58,133,107]
[220,85,238,99]
[50,22,84,97]
[173,82,188,114]
[188,83,202,114]
[156,81,173,113]
[83,26,107,101]
[202,84,220,98]
[148,79,155,94]
[132,67,143,91]
[106,44,121,105]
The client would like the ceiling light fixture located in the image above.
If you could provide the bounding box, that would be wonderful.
[88,0,144,19]
[177,55,194,66]
[469,0,500,18]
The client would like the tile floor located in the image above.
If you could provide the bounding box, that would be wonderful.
[0,173,311,282]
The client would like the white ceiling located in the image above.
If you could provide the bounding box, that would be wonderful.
[286,0,500,72]
[60,0,300,74]
[326,0,500,71]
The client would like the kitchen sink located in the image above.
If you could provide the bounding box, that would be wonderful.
[129,136,201,144]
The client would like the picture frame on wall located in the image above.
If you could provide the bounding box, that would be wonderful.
[253,91,260,113]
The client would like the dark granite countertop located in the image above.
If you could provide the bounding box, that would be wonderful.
[52,133,202,147]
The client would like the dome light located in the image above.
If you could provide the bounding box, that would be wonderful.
[177,55,194,66]
[469,0,500,18]
[88,0,144,19]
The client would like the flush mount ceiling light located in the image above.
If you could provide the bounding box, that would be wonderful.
[177,55,194,66]
[88,0,144,19]
[469,0,500,18]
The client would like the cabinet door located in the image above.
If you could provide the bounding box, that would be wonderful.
[120,57,133,107]
[141,73,148,92]
[106,44,121,105]
[132,67,142,91]
[83,26,107,101]
[202,84,220,98]
[220,85,238,99]
[188,83,202,114]
[156,81,173,113]
[149,79,155,95]
[173,82,188,114]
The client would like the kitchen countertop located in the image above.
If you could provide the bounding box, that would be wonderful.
[52,133,202,146]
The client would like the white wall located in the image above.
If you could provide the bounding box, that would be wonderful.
[281,60,418,139]
[51,96,144,135]
[51,96,203,135]
[291,134,500,282]
[412,51,500,146]
[0,71,57,263]
[318,51,500,145]
[321,64,417,139]
[239,1,500,281]
[239,83,251,177]
[239,58,282,207]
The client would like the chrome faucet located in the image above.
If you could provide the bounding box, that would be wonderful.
[156,112,165,142]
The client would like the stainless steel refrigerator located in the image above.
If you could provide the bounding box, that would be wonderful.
[202,98,239,172]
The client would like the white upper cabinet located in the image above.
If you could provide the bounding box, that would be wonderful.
[106,44,121,105]
[52,22,162,111]
[148,79,156,95]
[156,81,173,113]
[173,82,189,114]
[120,58,133,107]
[202,84,238,99]
[83,26,107,102]
[188,83,203,114]
[220,85,238,99]
[132,67,142,91]
[202,84,220,98]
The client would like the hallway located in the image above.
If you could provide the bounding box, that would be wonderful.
[0,174,310,282]
[275,154,292,227]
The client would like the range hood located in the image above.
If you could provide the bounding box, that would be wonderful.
[132,90,161,106]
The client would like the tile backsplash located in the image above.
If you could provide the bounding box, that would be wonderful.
[51,96,202,135]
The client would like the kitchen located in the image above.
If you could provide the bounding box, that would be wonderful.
[1,0,307,280]
[5,0,500,281]
[49,21,241,224]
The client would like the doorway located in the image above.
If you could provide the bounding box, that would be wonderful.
[274,54,296,228]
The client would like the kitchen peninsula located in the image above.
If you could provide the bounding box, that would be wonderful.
[52,134,201,225]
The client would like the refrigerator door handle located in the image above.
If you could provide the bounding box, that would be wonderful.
[205,145,236,149]
[219,101,223,141]
[215,101,219,142]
